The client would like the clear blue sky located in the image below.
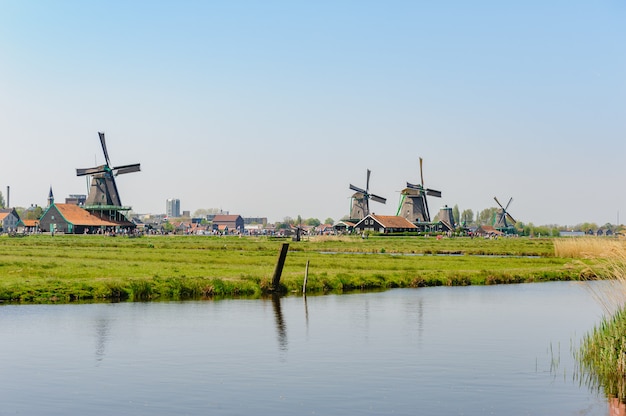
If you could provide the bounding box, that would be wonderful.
[1,1,624,226]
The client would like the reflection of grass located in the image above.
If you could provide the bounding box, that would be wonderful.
[0,234,592,303]
[575,239,626,401]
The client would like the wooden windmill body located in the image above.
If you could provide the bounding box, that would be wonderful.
[397,158,441,223]
[349,169,386,220]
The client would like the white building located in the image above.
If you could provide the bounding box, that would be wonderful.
[166,198,181,218]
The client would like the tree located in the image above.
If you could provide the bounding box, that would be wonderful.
[477,207,498,225]
[460,209,474,226]
[324,217,334,225]
[452,205,460,225]
[0,191,4,208]
[305,218,321,227]
[17,206,43,220]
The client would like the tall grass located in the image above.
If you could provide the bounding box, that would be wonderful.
[554,237,626,259]
[574,238,626,401]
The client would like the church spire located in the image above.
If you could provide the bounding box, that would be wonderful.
[48,186,54,207]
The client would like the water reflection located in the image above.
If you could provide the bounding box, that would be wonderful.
[271,294,287,352]
[94,317,110,364]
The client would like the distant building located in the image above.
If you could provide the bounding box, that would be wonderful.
[212,214,244,234]
[166,198,181,218]
[0,208,20,232]
[65,194,87,206]
[244,217,268,226]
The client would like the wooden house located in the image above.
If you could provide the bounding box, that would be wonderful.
[354,214,418,234]
[39,203,119,234]
[212,214,244,234]
[0,208,20,232]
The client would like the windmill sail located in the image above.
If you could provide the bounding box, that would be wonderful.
[77,132,141,208]
[349,169,386,220]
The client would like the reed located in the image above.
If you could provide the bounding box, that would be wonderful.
[554,237,626,259]
[576,238,626,401]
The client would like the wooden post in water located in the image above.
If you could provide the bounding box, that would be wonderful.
[271,243,289,291]
[302,259,309,294]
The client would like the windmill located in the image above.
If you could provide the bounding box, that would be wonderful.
[397,157,441,223]
[493,196,517,231]
[76,132,140,222]
[349,169,386,220]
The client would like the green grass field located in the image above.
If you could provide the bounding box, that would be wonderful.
[0,234,592,303]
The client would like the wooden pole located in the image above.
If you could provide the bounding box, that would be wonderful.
[302,259,309,294]
[271,243,289,290]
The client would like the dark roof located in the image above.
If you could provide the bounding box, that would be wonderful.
[212,214,242,222]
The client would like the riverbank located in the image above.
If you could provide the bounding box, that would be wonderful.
[0,234,596,303]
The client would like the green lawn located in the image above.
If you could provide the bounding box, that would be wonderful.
[0,234,591,303]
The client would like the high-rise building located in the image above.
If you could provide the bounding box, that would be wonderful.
[166,198,181,218]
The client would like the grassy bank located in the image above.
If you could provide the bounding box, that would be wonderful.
[0,234,593,303]
[568,238,626,402]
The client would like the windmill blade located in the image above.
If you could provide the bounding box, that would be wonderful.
[419,157,424,187]
[426,188,442,198]
[506,213,517,225]
[505,197,513,210]
[494,196,504,209]
[349,184,367,195]
[76,166,107,176]
[366,169,371,192]
[98,132,111,167]
[370,194,386,204]
[113,163,141,175]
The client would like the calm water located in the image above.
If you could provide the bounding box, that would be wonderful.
[0,282,611,415]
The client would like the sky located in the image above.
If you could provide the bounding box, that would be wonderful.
[1,1,624,226]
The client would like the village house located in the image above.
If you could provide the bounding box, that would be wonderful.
[354,214,418,234]
[212,214,244,234]
[17,218,39,234]
[39,202,120,234]
[0,208,20,232]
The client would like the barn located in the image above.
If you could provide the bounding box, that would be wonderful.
[212,214,244,234]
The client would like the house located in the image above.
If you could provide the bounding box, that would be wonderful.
[17,219,39,234]
[212,214,244,234]
[39,203,119,234]
[333,220,356,233]
[354,214,418,234]
[0,208,20,232]
[315,224,335,235]
[475,225,504,237]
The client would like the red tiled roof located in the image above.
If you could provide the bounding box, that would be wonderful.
[55,204,117,226]
[20,219,39,227]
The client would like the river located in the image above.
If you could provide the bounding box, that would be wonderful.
[0,281,611,415]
